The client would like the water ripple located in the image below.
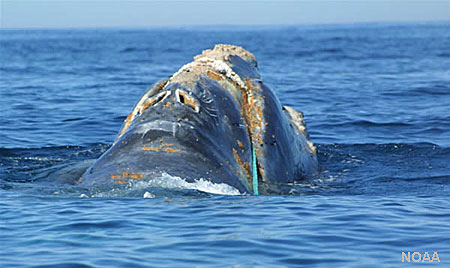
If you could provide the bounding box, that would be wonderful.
[2,24,450,267]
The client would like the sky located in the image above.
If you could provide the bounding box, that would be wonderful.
[1,0,450,29]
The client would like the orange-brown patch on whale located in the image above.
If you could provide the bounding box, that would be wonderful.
[165,147,181,153]
[233,148,250,177]
[207,70,224,81]
[129,173,143,179]
[142,146,160,152]
[162,101,172,110]
[143,143,181,153]
[237,140,244,149]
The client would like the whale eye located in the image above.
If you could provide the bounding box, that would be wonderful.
[176,89,200,113]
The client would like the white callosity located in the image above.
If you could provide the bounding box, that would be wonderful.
[167,56,246,89]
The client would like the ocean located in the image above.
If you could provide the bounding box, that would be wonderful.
[1,23,449,267]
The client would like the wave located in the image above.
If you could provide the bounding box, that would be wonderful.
[437,52,450,58]
[119,47,150,53]
[318,120,413,128]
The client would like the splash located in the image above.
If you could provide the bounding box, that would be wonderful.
[88,172,242,198]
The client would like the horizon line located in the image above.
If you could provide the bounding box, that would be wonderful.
[1,20,449,31]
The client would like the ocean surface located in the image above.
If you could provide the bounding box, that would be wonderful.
[1,23,450,267]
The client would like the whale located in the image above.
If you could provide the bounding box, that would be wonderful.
[80,45,318,195]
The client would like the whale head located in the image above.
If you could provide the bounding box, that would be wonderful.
[81,45,318,194]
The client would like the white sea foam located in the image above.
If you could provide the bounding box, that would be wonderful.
[143,192,155,198]
[90,172,242,197]
[132,172,242,196]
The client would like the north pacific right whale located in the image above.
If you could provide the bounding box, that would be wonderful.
[80,45,319,195]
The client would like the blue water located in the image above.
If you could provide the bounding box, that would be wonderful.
[1,23,450,267]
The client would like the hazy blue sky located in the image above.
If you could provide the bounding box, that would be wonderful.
[1,0,450,29]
